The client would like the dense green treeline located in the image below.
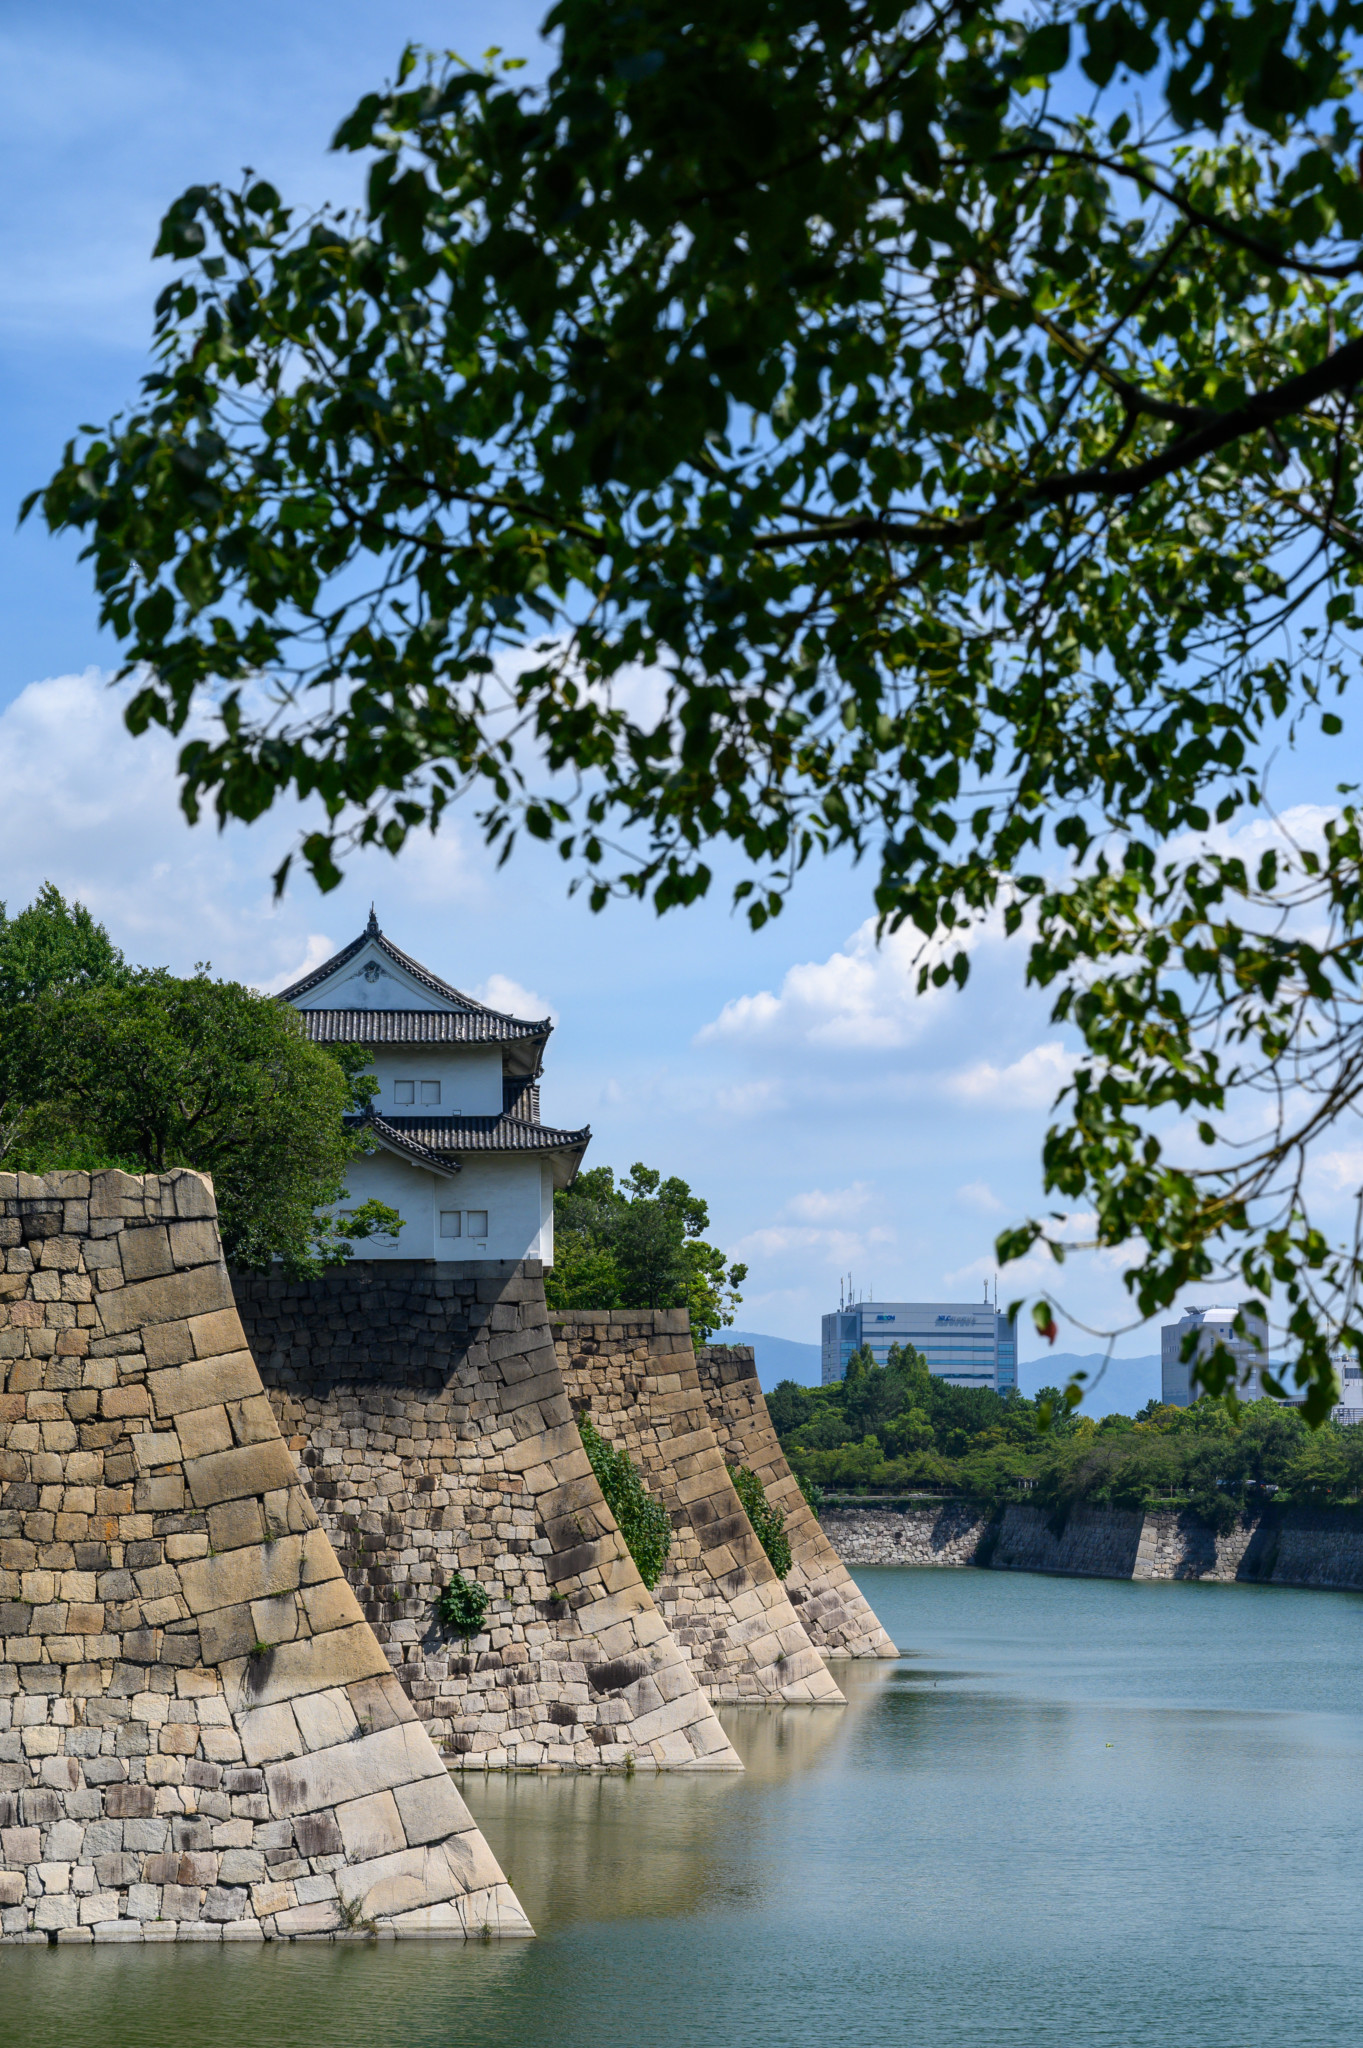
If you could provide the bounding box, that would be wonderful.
[772,1347,1363,1532]
[0,885,396,1272]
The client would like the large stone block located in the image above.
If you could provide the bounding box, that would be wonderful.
[97,1265,235,1339]
[184,1440,299,1510]
[264,1723,443,1817]
[0,1172,532,1944]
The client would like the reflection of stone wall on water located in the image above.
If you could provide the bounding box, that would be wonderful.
[694,1344,897,1658]
[235,1263,737,1773]
[824,1497,1363,1589]
[464,1687,861,1936]
[553,1312,846,1706]
[0,1170,529,1945]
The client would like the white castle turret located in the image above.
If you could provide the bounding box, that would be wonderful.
[278,911,589,1263]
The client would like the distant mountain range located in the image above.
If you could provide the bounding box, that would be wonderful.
[724,1331,1162,1415]
[1020,1352,1162,1415]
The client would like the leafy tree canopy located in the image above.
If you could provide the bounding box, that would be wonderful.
[1,891,395,1272]
[774,1344,1363,1524]
[31,0,1363,1410]
[0,885,128,1155]
[546,1161,746,1338]
[0,883,128,1008]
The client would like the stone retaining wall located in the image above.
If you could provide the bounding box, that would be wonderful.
[235,1265,736,1772]
[694,1345,896,1658]
[0,1170,530,1945]
[822,1497,1363,1589]
[553,1313,845,1706]
[822,1502,993,1568]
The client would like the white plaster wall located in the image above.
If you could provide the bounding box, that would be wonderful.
[365,1047,504,1116]
[339,1151,547,1262]
[294,940,447,1012]
[337,1149,441,1260]
[539,1162,555,1265]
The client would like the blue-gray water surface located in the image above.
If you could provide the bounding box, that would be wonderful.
[4,1566,1362,2048]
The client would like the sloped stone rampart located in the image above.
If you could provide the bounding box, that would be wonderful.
[694,1345,897,1658]
[552,1313,845,1706]
[0,1170,530,1944]
[234,1264,737,1772]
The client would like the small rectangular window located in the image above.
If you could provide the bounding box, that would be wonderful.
[393,1079,415,1105]
[466,1210,488,1239]
[439,1211,462,1238]
[420,1079,441,1105]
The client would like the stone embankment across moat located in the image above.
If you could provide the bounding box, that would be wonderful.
[822,1497,1363,1587]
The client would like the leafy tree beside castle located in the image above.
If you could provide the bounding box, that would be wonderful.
[546,1163,746,1340]
[0,886,395,1273]
[0,884,129,1158]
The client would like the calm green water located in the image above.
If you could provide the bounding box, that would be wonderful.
[5,1566,1363,2048]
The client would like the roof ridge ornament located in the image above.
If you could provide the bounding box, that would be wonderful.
[366,904,380,936]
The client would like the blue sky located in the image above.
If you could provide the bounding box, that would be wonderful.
[2,1,1355,1362]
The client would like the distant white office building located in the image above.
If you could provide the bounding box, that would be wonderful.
[821,1300,1017,1394]
[1160,1305,1271,1407]
[1331,1349,1363,1426]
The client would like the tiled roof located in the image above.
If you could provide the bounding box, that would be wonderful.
[277,916,550,1037]
[298,1008,545,1046]
[363,1113,591,1157]
[355,1119,464,1179]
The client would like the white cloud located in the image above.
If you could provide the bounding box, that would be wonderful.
[471,972,554,1022]
[957,1180,1005,1214]
[1307,1146,1363,1197]
[0,669,306,981]
[257,935,336,995]
[713,1079,789,1118]
[698,916,977,1052]
[784,1182,874,1223]
[945,1040,1078,1109]
[0,669,487,987]
[732,1222,895,1266]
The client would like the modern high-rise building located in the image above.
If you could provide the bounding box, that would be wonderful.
[821,1300,1017,1394]
[1160,1304,1271,1406]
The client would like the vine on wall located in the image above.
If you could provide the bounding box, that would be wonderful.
[578,1415,672,1590]
[729,1464,792,1579]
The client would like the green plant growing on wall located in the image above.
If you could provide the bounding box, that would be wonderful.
[435,1572,490,1646]
[578,1415,671,1591]
[728,1465,792,1579]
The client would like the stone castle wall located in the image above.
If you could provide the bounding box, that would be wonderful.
[823,1497,1363,1589]
[234,1264,737,1772]
[552,1313,845,1706]
[0,1170,530,1945]
[694,1345,896,1658]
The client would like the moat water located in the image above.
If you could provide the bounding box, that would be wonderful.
[5,1565,1363,2048]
